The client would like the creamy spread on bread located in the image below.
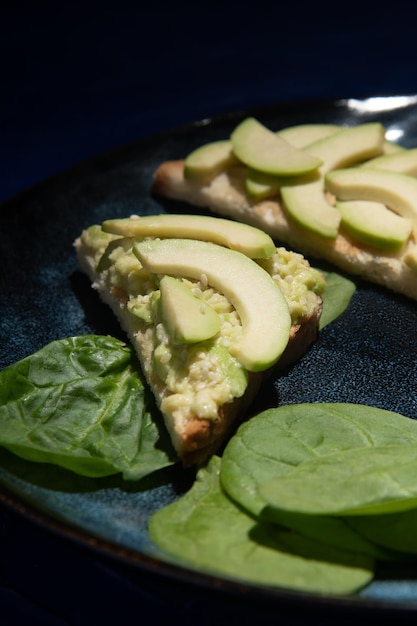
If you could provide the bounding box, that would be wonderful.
[75,220,324,465]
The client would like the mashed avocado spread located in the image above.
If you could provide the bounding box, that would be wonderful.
[81,224,324,422]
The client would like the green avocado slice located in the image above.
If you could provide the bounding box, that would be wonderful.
[134,238,291,372]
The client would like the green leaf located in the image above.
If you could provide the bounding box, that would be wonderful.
[319,270,356,328]
[149,457,374,595]
[220,403,417,557]
[259,442,417,516]
[347,508,417,555]
[0,335,176,479]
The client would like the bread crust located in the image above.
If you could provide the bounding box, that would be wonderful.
[75,230,321,466]
[152,160,417,301]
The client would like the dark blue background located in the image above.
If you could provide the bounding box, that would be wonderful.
[2,0,417,205]
[1,1,417,624]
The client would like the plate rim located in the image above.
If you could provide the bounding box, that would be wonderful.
[2,93,417,613]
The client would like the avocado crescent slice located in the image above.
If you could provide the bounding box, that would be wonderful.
[133,238,291,372]
[102,214,276,259]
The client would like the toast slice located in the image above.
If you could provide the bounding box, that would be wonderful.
[152,122,417,302]
[74,217,324,466]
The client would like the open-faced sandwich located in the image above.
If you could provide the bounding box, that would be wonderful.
[74,214,325,466]
[152,118,417,301]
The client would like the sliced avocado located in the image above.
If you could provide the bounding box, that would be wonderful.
[337,200,413,252]
[96,237,131,272]
[246,125,341,202]
[183,140,239,181]
[280,123,386,239]
[134,238,291,372]
[276,123,341,148]
[325,168,417,237]
[159,276,221,344]
[281,174,341,239]
[209,344,248,397]
[245,168,282,202]
[102,214,276,259]
[303,123,386,170]
[361,147,417,176]
[231,117,322,177]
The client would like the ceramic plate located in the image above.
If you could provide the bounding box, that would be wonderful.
[2,95,417,618]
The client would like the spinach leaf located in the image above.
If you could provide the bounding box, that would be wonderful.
[0,335,176,479]
[318,270,356,329]
[220,404,417,557]
[347,508,417,555]
[221,404,417,516]
[259,442,417,516]
[148,456,374,595]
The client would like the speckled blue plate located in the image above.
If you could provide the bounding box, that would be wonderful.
[1,95,417,619]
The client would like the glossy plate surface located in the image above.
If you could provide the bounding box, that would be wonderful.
[1,95,417,616]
